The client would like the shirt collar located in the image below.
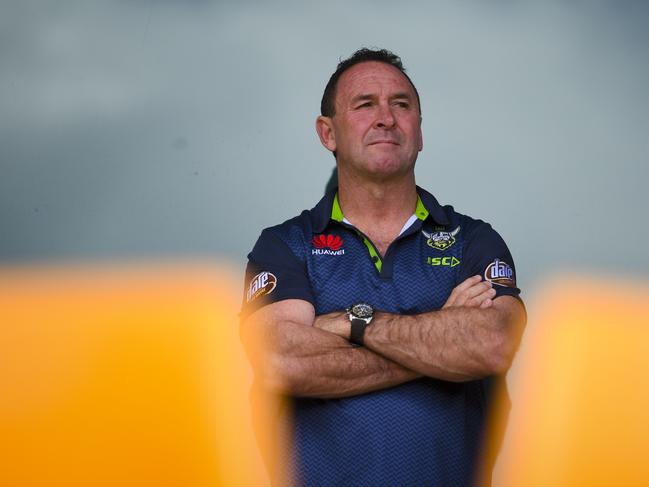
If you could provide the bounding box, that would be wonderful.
[311,187,338,233]
[415,186,450,225]
[311,185,449,233]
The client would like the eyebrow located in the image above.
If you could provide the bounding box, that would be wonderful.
[350,92,414,104]
[351,94,375,104]
[390,92,414,101]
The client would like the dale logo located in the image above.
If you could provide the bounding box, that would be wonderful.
[422,226,460,251]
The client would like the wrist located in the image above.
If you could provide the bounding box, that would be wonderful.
[347,303,375,346]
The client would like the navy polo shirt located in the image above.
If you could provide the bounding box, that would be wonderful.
[242,186,520,486]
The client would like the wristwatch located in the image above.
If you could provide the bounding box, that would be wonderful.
[347,302,374,346]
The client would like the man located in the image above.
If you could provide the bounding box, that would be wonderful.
[241,48,526,486]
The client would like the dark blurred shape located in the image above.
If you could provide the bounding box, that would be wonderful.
[324,167,338,194]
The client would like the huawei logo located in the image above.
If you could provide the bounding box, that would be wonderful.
[311,234,345,256]
[312,234,344,250]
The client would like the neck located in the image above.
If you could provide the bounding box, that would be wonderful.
[336,167,418,231]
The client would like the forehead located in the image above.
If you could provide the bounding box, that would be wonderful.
[335,61,416,103]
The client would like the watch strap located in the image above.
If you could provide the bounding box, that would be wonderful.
[350,318,368,346]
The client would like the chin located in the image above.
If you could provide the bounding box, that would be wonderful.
[364,159,414,180]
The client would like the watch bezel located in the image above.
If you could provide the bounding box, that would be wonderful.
[348,302,374,322]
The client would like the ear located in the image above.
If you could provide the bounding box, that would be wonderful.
[315,116,337,152]
[417,117,423,152]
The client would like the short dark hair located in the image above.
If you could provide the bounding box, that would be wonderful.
[320,48,421,117]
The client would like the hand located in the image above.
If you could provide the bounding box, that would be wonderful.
[443,275,496,310]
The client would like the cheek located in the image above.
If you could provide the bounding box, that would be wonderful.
[404,121,423,149]
[336,120,369,147]
[345,112,375,129]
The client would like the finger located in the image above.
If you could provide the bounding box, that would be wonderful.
[463,288,495,308]
[453,275,483,293]
[459,281,493,303]
[480,298,493,309]
[466,287,496,307]
[444,276,489,309]
[443,280,471,308]
[452,278,488,304]
[443,288,463,308]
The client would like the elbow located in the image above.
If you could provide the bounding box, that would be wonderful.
[483,332,519,375]
[483,306,526,375]
[486,350,514,376]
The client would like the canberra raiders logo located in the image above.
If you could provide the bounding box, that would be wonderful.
[422,226,460,251]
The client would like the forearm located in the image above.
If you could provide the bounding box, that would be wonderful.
[275,324,419,398]
[243,307,419,399]
[365,299,525,381]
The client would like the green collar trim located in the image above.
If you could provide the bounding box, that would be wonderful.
[331,193,344,222]
[332,193,429,223]
[362,237,382,272]
[329,192,429,274]
[415,195,429,221]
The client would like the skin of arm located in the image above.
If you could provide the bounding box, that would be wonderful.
[241,276,498,398]
[241,299,420,399]
[318,276,527,382]
[365,295,526,381]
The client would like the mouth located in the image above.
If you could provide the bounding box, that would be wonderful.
[368,140,399,146]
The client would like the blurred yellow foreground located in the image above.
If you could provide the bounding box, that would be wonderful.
[0,262,271,487]
[2,264,648,487]
[491,276,649,487]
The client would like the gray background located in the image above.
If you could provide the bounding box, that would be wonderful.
[2,0,648,297]
[2,1,648,482]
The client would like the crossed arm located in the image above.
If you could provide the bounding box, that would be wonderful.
[241,276,526,399]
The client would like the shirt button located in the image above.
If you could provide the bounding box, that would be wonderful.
[371,256,379,262]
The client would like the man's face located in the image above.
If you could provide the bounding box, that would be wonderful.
[318,61,423,180]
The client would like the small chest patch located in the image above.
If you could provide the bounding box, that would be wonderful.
[312,234,345,256]
[422,226,460,251]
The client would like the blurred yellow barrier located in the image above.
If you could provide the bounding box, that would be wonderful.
[0,263,270,487]
[486,276,649,487]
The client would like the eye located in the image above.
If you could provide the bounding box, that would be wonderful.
[355,101,373,109]
[393,100,410,109]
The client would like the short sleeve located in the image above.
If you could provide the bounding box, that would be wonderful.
[459,222,521,299]
[240,228,315,319]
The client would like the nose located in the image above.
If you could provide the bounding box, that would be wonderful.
[374,103,396,129]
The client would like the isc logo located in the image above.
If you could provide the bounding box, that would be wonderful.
[427,256,460,267]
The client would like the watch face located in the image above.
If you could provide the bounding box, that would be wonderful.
[351,303,373,319]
